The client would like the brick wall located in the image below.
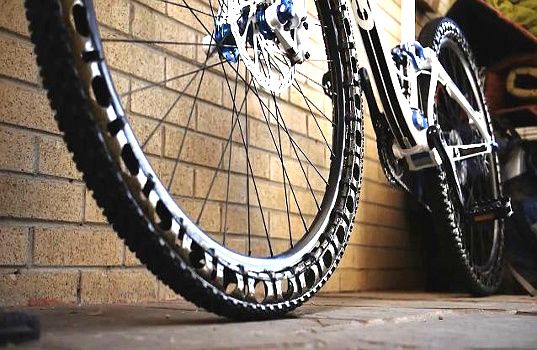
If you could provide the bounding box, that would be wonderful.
[0,0,451,306]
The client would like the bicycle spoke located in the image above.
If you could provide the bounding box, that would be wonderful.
[292,82,335,126]
[222,62,241,246]
[221,61,278,254]
[181,0,216,40]
[273,88,294,247]
[278,117,294,247]
[271,54,326,91]
[239,112,273,256]
[195,76,253,225]
[167,52,212,191]
[153,0,215,16]
[265,55,334,183]
[141,69,199,149]
[272,93,321,210]
[219,67,271,256]
[249,81,309,234]
[226,64,329,185]
[230,50,310,239]
[293,82,333,155]
[245,70,253,256]
[102,38,235,47]
[121,60,223,97]
[196,63,245,228]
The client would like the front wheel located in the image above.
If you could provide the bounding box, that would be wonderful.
[25,0,363,319]
[419,18,504,295]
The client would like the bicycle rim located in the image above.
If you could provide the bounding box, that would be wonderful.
[28,0,363,314]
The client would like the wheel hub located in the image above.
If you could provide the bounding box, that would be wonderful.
[203,0,311,93]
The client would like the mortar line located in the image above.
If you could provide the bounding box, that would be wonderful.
[0,74,44,93]
[33,133,40,174]
[81,185,88,224]
[0,169,85,184]
[0,266,150,273]
[0,218,111,228]
[0,26,31,41]
[27,226,34,268]
[0,121,61,139]
[76,270,82,305]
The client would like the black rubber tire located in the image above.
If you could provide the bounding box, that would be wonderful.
[25,0,363,319]
[418,17,504,295]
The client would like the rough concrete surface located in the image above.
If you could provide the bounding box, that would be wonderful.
[6,292,537,349]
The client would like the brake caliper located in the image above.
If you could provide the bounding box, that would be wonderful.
[262,0,310,64]
[204,0,309,65]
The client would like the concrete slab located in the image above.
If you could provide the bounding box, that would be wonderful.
[5,292,537,349]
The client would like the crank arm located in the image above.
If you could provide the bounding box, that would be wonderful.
[446,142,492,162]
[427,125,513,222]
[468,197,513,223]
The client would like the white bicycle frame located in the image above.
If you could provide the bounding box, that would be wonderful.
[353,0,494,172]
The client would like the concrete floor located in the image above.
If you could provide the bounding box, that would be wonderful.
[7,292,537,349]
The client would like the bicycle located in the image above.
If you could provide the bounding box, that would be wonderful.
[25,0,512,319]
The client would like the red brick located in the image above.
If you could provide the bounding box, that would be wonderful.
[38,135,81,180]
[0,226,28,265]
[0,34,38,83]
[0,174,84,222]
[84,188,108,224]
[0,270,78,306]
[0,81,57,133]
[0,0,30,35]
[0,126,35,173]
[80,269,158,303]
[33,226,123,266]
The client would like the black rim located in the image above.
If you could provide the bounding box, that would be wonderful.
[27,0,362,316]
[86,0,345,260]
[63,0,361,308]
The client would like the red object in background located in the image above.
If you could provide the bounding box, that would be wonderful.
[447,0,537,129]
[486,53,537,128]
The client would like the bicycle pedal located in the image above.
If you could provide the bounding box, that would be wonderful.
[467,197,513,223]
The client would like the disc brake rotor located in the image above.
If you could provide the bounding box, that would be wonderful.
[216,0,309,93]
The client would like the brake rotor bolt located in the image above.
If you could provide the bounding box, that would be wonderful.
[305,52,310,59]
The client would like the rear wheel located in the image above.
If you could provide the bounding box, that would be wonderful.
[419,18,504,294]
[25,0,363,318]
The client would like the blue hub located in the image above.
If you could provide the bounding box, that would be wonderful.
[213,7,251,63]
[214,22,239,63]
[256,6,275,40]
[276,0,294,24]
[213,0,295,63]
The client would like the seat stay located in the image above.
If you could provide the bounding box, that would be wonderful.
[434,56,493,147]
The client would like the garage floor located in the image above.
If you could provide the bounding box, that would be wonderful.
[8,292,537,349]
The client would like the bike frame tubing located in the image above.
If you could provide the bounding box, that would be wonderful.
[353,0,493,165]
[400,0,415,44]
[353,0,420,150]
